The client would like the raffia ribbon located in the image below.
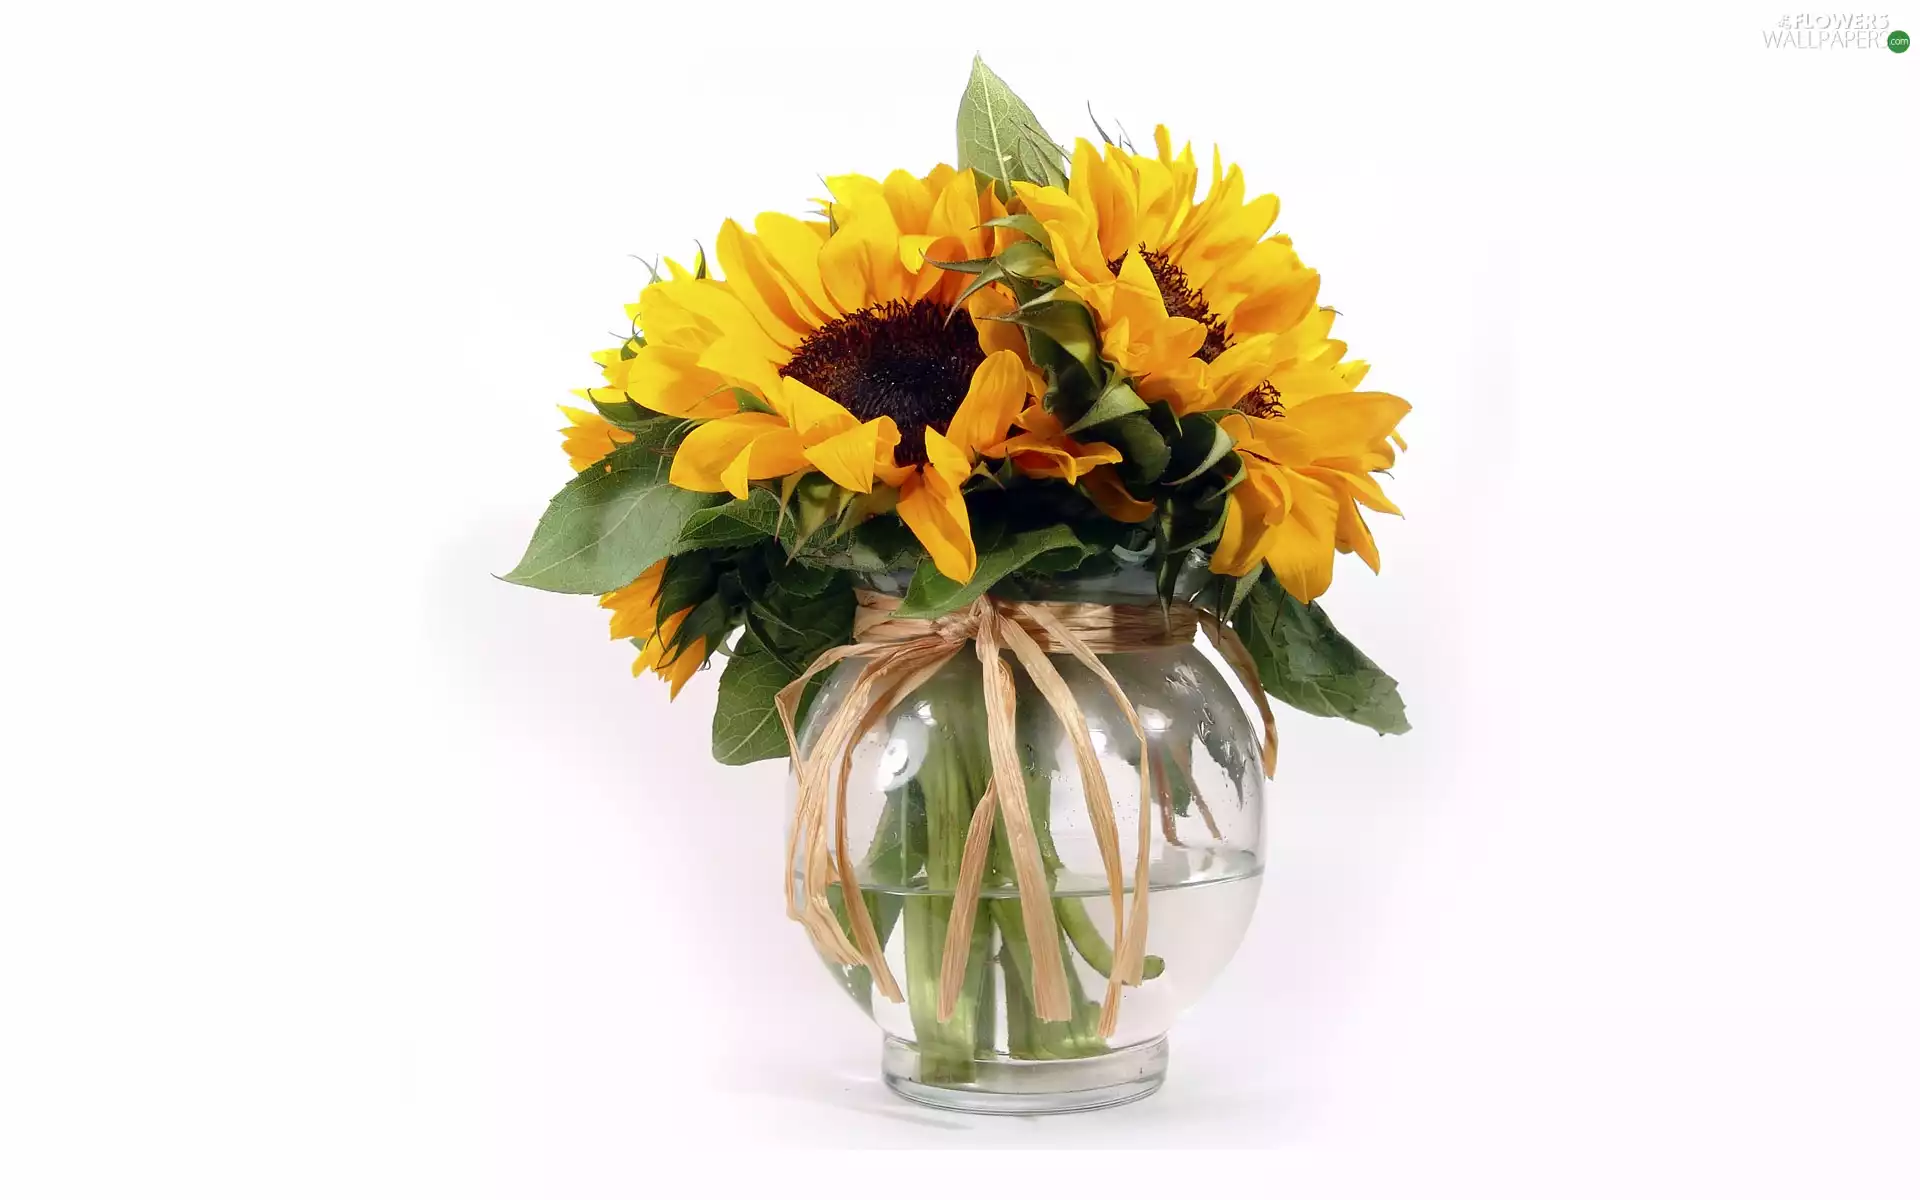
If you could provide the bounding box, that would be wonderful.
[775,590,1276,1037]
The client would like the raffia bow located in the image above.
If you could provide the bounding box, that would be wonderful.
[775,590,1276,1036]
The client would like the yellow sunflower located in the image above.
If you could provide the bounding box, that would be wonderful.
[588,167,1106,583]
[1013,129,1409,601]
[1012,130,1370,419]
[599,560,705,698]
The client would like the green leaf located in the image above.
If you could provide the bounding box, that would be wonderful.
[711,640,807,765]
[1231,575,1410,735]
[955,56,1067,202]
[801,517,922,574]
[711,573,855,765]
[893,524,1091,619]
[676,488,780,550]
[502,441,716,594]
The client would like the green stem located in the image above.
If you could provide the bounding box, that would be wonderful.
[1057,897,1165,982]
[899,676,993,1084]
[984,719,1112,1061]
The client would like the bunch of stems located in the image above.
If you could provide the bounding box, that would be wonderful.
[829,664,1164,1085]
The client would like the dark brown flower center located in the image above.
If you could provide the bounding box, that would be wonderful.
[1117,246,1283,419]
[781,298,986,466]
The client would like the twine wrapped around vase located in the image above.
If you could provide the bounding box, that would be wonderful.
[776,590,1276,1037]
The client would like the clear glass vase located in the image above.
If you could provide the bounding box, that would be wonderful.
[791,565,1266,1113]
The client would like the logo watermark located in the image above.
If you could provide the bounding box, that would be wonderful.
[1763,13,1907,48]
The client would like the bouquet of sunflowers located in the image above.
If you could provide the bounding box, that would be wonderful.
[506,59,1409,1110]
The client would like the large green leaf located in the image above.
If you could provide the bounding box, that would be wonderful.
[1231,574,1410,734]
[893,524,1091,619]
[503,441,715,594]
[955,56,1067,202]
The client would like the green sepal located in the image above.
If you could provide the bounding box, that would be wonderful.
[995,289,1105,381]
[946,262,1012,313]
[982,213,1048,243]
[922,255,999,276]
[1163,412,1235,485]
[1188,450,1247,507]
[1064,375,1148,436]
[785,472,848,549]
[729,387,775,415]
[588,393,661,433]
[1221,565,1265,619]
[663,590,733,661]
[993,240,1061,282]
[1165,499,1228,555]
[654,551,720,619]
[1086,410,1172,486]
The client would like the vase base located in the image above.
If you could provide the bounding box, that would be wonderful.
[880,1034,1167,1115]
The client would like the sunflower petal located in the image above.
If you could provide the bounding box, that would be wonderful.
[770,377,858,441]
[966,288,1030,362]
[600,561,668,640]
[1209,487,1279,577]
[625,345,738,419]
[803,417,899,494]
[1262,470,1341,603]
[1082,465,1155,523]
[716,219,811,349]
[695,335,784,404]
[670,413,807,499]
[944,349,1027,457]
[1203,333,1288,407]
[922,427,975,486]
[752,212,837,322]
[558,405,635,472]
[1337,501,1380,572]
[896,469,976,583]
[1282,392,1412,460]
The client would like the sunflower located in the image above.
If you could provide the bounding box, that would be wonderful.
[600,560,705,697]
[1012,129,1409,601]
[1012,130,1371,419]
[591,167,1107,582]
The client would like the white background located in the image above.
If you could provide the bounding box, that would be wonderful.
[4,1,1917,1193]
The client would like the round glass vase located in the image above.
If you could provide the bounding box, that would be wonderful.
[791,566,1266,1114]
